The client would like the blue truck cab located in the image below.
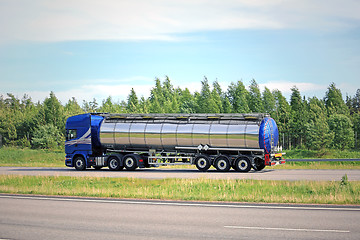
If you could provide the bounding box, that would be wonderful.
[65,113,104,170]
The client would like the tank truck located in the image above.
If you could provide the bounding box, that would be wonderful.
[65,113,285,172]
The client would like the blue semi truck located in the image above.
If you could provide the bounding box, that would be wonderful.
[65,113,285,172]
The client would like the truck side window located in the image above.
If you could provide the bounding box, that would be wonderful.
[66,129,77,140]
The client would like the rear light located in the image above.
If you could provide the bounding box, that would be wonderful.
[264,154,271,166]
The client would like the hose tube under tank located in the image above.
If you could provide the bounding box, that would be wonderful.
[258,117,279,153]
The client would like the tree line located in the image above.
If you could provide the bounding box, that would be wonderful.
[1,76,359,150]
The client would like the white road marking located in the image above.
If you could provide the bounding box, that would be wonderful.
[224,225,350,233]
[0,194,359,211]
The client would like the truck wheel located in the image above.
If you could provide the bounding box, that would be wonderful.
[254,157,266,171]
[108,155,123,171]
[214,155,231,172]
[74,156,86,171]
[234,156,251,172]
[124,154,138,171]
[195,155,211,172]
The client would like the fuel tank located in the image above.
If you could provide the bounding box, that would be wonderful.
[98,114,279,153]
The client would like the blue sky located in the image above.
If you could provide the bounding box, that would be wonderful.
[0,0,359,104]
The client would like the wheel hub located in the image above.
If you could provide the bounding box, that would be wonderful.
[238,160,248,170]
[109,159,118,168]
[217,160,227,170]
[126,158,134,167]
[198,158,206,168]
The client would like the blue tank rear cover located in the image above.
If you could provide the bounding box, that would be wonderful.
[259,117,279,153]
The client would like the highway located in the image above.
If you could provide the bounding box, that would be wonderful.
[1,167,360,181]
[0,194,359,240]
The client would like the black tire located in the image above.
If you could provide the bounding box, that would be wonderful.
[123,154,138,171]
[214,155,231,172]
[195,155,211,172]
[254,157,266,171]
[234,156,251,172]
[74,156,86,171]
[108,155,123,171]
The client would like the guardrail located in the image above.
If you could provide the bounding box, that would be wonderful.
[287,159,360,162]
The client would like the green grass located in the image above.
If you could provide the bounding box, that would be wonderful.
[285,148,360,159]
[0,147,64,167]
[273,149,360,169]
[0,175,359,205]
[273,161,360,169]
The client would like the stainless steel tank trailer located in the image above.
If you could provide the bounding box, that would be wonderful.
[65,113,285,172]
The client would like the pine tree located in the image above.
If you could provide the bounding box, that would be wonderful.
[126,88,139,113]
[305,97,333,150]
[248,79,263,113]
[324,82,349,116]
[262,87,276,115]
[272,89,291,147]
[82,98,98,113]
[289,86,307,148]
[64,97,84,117]
[353,113,360,148]
[227,80,250,113]
[212,80,224,113]
[197,77,220,113]
[328,114,354,150]
[42,91,65,133]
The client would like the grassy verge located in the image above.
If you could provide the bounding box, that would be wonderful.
[0,175,359,205]
[0,147,64,167]
[273,148,360,169]
[285,148,360,159]
[273,161,360,169]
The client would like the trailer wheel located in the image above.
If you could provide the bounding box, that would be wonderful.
[195,155,211,172]
[234,156,251,172]
[108,155,123,171]
[214,155,231,172]
[74,156,86,171]
[254,157,266,171]
[124,154,138,171]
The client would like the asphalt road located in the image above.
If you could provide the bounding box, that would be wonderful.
[1,167,360,181]
[0,194,359,240]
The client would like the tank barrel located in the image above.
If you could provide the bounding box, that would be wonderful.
[99,113,278,153]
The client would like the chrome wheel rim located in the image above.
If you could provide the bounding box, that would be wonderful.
[125,157,134,167]
[238,159,248,170]
[198,158,207,168]
[75,159,83,168]
[109,159,118,169]
[217,159,227,170]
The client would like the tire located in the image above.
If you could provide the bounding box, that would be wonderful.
[214,155,231,172]
[123,154,138,171]
[195,155,211,172]
[254,157,266,171]
[74,156,86,171]
[234,156,251,172]
[108,155,123,171]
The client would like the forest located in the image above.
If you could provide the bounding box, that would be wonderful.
[0,77,359,151]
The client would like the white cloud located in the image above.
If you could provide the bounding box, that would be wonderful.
[1,0,359,43]
[258,81,326,94]
[1,76,155,104]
